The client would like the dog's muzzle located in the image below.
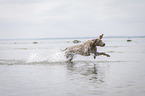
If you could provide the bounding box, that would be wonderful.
[101,43,105,47]
[103,43,105,46]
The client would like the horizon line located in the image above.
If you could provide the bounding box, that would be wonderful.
[0,35,145,40]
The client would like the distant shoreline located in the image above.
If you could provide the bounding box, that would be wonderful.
[0,36,145,40]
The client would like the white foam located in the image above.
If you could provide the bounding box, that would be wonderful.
[27,48,67,63]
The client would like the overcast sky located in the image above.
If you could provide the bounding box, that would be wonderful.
[0,0,145,39]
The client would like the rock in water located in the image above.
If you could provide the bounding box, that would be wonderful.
[73,40,81,43]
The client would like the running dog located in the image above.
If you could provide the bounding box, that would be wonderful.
[63,34,110,61]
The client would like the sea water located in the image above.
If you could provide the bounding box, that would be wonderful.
[0,38,145,96]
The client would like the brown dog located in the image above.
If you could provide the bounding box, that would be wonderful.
[63,34,110,61]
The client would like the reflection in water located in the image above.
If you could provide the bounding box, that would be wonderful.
[65,61,108,96]
[66,61,75,70]
[92,64,97,74]
[66,62,107,84]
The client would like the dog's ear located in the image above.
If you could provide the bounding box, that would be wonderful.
[99,34,104,39]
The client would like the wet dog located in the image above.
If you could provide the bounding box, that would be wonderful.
[63,34,110,61]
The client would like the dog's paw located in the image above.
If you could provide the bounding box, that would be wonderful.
[106,54,110,57]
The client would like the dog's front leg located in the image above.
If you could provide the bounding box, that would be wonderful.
[93,47,97,59]
[94,52,97,59]
[96,52,110,57]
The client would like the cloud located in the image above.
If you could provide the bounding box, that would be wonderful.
[0,0,145,39]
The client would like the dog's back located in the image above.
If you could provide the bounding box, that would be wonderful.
[65,40,94,55]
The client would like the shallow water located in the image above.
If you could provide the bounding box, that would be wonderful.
[0,38,145,96]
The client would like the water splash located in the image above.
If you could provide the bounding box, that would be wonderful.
[27,48,67,63]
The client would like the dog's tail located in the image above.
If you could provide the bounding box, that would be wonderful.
[61,48,68,51]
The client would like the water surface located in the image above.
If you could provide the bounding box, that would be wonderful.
[0,38,145,96]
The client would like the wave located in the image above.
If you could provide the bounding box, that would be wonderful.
[0,47,127,65]
[107,51,124,53]
[0,58,127,65]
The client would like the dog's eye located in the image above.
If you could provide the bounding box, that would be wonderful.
[98,40,102,43]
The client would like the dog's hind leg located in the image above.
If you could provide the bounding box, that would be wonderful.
[66,53,74,61]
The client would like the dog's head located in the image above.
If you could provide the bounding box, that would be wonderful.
[92,39,105,47]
